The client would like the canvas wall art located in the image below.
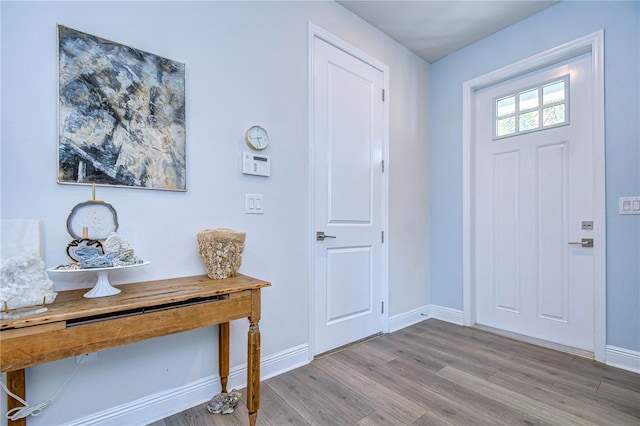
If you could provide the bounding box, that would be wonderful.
[58,25,186,191]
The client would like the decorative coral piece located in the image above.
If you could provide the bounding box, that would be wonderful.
[197,228,246,279]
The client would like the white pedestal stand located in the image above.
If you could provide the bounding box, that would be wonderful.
[83,269,122,298]
[47,261,150,298]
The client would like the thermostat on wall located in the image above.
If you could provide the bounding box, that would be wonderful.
[242,151,271,177]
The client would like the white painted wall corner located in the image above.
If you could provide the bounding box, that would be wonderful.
[426,304,464,325]
[388,306,429,332]
[388,304,464,333]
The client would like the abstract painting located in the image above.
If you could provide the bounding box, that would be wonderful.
[58,25,186,191]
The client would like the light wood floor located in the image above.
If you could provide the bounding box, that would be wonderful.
[150,319,640,425]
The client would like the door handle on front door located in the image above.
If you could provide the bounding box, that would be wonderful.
[568,238,593,247]
[316,231,337,241]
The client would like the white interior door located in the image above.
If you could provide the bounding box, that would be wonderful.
[475,54,595,352]
[312,35,385,355]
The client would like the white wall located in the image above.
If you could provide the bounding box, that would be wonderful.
[0,1,430,424]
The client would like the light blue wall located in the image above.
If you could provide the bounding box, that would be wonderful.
[430,1,640,352]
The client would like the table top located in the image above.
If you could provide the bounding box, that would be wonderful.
[1,274,270,331]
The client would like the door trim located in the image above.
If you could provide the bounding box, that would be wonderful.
[307,23,390,359]
[462,30,606,361]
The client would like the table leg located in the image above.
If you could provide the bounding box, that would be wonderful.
[247,288,262,426]
[247,322,261,426]
[218,322,229,393]
[6,369,26,426]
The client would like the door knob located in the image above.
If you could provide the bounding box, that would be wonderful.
[316,231,337,241]
[568,238,593,248]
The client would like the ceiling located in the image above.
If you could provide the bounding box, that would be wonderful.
[337,1,559,63]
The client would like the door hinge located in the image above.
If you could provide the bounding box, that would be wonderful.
[381,301,384,314]
[382,89,385,102]
[381,231,384,243]
[381,160,385,173]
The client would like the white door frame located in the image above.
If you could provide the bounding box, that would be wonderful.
[462,30,606,361]
[307,23,390,359]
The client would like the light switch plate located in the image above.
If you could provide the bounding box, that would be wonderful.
[619,196,640,215]
[245,194,264,214]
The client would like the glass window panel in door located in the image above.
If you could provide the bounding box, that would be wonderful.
[519,111,539,131]
[543,105,565,126]
[497,96,516,117]
[519,89,539,111]
[497,117,516,136]
[543,81,565,105]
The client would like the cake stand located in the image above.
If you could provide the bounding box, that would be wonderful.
[47,261,150,298]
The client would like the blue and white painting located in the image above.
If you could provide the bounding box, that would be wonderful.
[58,25,186,191]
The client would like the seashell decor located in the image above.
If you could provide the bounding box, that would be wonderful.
[197,228,246,279]
[206,389,242,415]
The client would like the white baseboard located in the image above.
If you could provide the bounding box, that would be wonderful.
[388,306,429,332]
[64,344,310,426]
[426,304,464,325]
[606,345,640,374]
[387,304,464,333]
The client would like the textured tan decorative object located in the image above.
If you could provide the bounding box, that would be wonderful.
[197,228,246,279]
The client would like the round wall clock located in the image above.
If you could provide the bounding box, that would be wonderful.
[245,125,269,151]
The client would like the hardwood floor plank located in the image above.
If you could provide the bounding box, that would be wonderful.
[404,325,560,390]
[488,369,640,426]
[597,380,640,405]
[385,357,549,426]
[384,331,498,378]
[288,362,376,420]
[424,325,614,395]
[156,319,640,426]
[331,347,510,425]
[253,382,310,425]
[478,339,603,392]
[567,355,640,393]
[343,337,397,365]
[408,319,500,348]
[356,408,411,426]
[266,364,362,425]
[487,337,588,370]
[153,402,245,426]
[438,366,599,426]
[367,333,446,373]
[551,380,640,421]
[313,355,427,424]
[409,409,457,426]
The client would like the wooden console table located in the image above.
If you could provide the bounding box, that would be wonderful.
[0,274,271,426]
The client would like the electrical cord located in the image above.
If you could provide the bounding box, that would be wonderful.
[1,354,87,420]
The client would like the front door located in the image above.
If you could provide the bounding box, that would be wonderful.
[311,35,385,355]
[475,53,595,352]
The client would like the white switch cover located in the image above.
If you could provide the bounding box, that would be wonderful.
[619,196,640,215]
[245,194,264,214]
